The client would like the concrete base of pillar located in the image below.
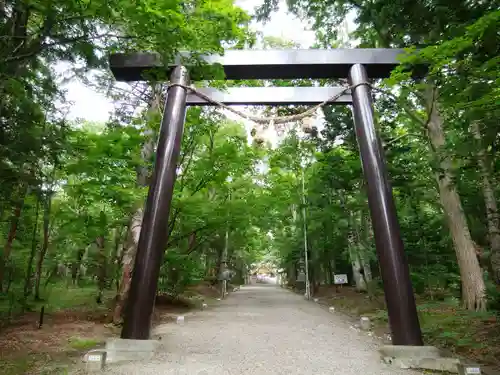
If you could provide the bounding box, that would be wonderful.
[103,338,160,364]
[379,345,469,373]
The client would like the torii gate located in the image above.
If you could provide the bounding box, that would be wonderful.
[109,48,423,346]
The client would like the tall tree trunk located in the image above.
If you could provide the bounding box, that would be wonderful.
[309,261,318,296]
[204,250,211,277]
[359,185,373,285]
[329,258,336,284]
[34,192,52,300]
[113,226,126,293]
[288,263,297,285]
[216,242,224,278]
[71,248,85,286]
[5,266,15,294]
[96,233,107,304]
[24,196,40,298]
[219,222,229,295]
[470,121,500,284]
[112,86,161,324]
[322,221,332,285]
[324,253,332,285]
[0,186,28,291]
[112,208,143,324]
[425,86,486,311]
[360,210,373,292]
[350,247,367,291]
[348,229,366,291]
[348,210,367,292]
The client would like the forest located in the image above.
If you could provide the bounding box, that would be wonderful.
[0,0,499,373]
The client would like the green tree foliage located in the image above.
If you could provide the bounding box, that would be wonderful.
[256,0,500,312]
[0,0,258,318]
[1,0,500,367]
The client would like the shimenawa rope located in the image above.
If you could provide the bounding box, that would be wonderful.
[167,82,372,125]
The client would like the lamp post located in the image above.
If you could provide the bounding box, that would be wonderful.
[298,116,313,301]
[301,163,311,300]
[221,176,232,299]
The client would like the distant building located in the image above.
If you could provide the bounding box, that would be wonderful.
[250,263,275,276]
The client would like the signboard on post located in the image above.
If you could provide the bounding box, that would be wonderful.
[334,274,348,285]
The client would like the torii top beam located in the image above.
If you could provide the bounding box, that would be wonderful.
[109,48,408,82]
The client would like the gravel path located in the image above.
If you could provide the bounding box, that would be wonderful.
[104,284,420,375]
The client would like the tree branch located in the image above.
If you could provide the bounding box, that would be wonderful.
[186,229,219,255]
[2,32,135,63]
[167,223,213,248]
[373,87,427,127]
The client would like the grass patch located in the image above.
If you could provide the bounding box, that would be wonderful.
[0,284,115,327]
[311,285,500,367]
[367,308,388,324]
[0,280,218,375]
[3,354,75,375]
[68,336,102,350]
[3,356,32,375]
[416,299,500,364]
[0,283,115,375]
[40,285,115,313]
[364,298,499,366]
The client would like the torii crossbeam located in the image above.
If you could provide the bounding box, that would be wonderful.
[109,48,423,347]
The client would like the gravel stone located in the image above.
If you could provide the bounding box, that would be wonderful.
[104,285,421,375]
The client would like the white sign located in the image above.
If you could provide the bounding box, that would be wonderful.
[88,354,102,362]
[334,274,348,285]
[465,368,481,375]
